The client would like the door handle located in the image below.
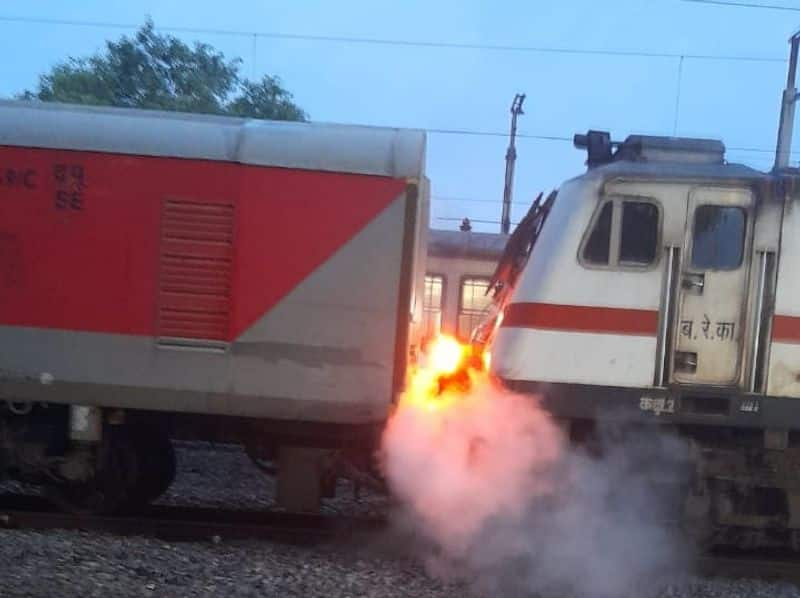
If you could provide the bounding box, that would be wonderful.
[682,273,705,294]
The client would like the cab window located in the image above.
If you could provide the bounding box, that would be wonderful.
[620,201,659,265]
[691,206,746,270]
[581,198,660,268]
[583,202,613,264]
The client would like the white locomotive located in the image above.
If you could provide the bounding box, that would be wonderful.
[484,130,800,544]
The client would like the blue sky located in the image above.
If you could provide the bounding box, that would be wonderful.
[1,0,798,231]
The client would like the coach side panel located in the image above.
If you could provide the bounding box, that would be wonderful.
[0,146,415,423]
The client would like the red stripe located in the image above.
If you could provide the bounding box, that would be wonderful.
[773,315,800,343]
[502,302,659,336]
[0,146,404,340]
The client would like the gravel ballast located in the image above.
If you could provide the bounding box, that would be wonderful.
[0,530,460,598]
[1,443,799,597]
[1,529,800,598]
[155,442,388,517]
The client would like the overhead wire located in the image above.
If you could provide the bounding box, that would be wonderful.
[427,128,787,155]
[0,14,787,63]
[681,0,800,11]
[1,11,794,210]
[437,217,521,226]
[0,12,789,155]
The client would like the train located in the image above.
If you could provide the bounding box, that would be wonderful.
[481,130,800,547]
[0,99,504,512]
[7,90,800,545]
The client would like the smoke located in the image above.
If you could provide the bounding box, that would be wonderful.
[381,378,691,598]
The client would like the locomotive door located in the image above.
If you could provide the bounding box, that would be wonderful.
[672,187,753,386]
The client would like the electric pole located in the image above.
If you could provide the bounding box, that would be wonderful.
[775,30,800,171]
[501,94,525,234]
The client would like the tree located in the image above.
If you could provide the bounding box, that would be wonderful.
[227,77,306,122]
[19,19,307,121]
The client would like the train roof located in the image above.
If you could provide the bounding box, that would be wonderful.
[572,130,769,185]
[591,159,768,183]
[427,229,508,260]
[0,100,426,179]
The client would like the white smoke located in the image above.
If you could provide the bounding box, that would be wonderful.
[381,379,691,598]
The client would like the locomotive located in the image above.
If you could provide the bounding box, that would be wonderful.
[484,130,800,546]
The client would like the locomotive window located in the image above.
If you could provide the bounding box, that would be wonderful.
[458,277,492,341]
[620,201,658,265]
[582,201,613,264]
[422,275,444,341]
[691,205,746,270]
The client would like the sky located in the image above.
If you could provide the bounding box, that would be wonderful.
[1,0,798,232]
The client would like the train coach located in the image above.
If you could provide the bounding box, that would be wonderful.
[0,100,430,512]
[421,229,507,345]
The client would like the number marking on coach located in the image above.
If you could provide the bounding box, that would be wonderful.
[639,396,675,416]
[53,164,86,211]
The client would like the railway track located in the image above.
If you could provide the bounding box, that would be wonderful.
[695,549,800,585]
[2,493,800,586]
[0,493,387,544]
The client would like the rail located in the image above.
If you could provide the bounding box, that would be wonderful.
[3,493,800,585]
[0,494,386,544]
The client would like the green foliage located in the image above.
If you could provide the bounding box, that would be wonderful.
[227,76,307,122]
[19,19,307,121]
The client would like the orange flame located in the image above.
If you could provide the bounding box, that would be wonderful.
[404,335,485,412]
[427,335,466,376]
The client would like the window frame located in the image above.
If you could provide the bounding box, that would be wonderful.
[422,273,446,313]
[421,273,446,339]
[457,275,493,341]
[577,195,663,272]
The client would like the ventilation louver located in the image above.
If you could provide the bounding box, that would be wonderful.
[157,199,234,349]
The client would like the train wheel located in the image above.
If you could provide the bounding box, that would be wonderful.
[126,431,176,505]
[46,426,175,514]
[46,430,140,514]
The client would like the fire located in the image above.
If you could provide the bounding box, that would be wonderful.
[427,335,466,376]
[383,336,563,561]
[403,335,486,412]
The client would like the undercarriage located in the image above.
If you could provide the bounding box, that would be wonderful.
[0,401,383,514]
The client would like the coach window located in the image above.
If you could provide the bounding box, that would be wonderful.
[422,275,444,341]
[580,198,660,269]
[458,277,492,341]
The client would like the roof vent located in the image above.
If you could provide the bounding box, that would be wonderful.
[618,135,725,164]
[574,131,726,168]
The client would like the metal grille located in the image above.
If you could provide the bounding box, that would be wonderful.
[158,199,234,343]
